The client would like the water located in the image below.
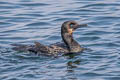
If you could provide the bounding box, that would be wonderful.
[0,0,120,80]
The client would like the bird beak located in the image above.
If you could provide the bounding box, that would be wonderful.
[73,24,88,30]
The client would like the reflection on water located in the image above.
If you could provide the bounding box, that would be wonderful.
[0,0,120,80]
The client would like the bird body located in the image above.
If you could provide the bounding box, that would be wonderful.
[12,21,87,56]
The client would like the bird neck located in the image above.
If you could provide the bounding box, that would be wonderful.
[61,33,82,53]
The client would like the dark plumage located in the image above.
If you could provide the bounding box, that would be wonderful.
[12,21,87,56]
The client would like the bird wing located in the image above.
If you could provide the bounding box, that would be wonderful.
[50,41,67,49]
[11,41,69,56]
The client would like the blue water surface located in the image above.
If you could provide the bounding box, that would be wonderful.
[0,0,120,80]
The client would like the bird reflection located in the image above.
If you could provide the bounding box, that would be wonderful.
[64,53,81,73]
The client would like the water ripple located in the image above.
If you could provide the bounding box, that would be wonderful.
[0,0,120,80]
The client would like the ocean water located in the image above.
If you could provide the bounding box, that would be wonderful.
[0,0,120,80]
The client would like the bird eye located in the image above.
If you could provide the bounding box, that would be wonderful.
[70,23,75,28]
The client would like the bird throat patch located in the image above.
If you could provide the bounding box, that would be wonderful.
[68,29,73,34]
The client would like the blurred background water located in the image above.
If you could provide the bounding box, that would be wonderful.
[0,0,120,80]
